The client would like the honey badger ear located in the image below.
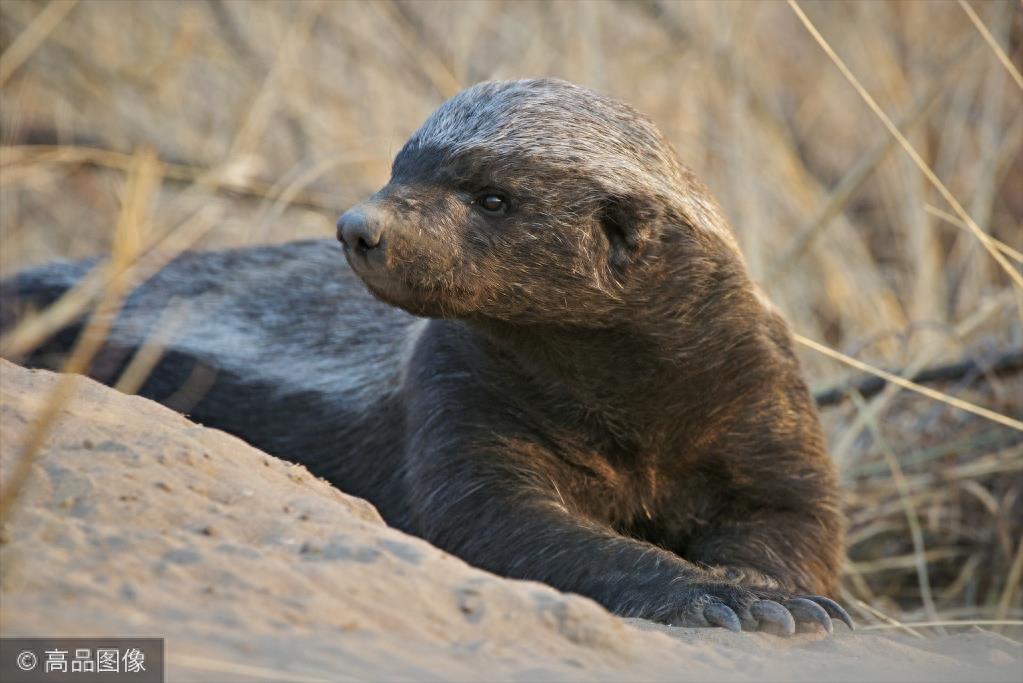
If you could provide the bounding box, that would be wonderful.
[599,194,661,271]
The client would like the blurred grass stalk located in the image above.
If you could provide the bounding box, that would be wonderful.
[0,145,160,522]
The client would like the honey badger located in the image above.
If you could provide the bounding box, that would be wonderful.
[2,78,852,634]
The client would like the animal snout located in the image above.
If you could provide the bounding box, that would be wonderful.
[337,208,385,257]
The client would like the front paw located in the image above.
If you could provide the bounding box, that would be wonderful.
[669,584,854,636]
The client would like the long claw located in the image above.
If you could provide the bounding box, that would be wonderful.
[805,595,854,631]
[784,597,834,635]
[750,599,796,636]
[704,602,742,632]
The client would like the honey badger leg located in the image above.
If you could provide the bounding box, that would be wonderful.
[404,433,851,635]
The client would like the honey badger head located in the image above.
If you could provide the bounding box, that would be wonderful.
[336,78,740,325]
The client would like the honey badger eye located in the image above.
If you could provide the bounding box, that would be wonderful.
[476,194,507,214]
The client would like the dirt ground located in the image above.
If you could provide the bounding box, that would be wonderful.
[0,359,1019,682]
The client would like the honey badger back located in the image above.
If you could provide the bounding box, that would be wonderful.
[2,241,419,525]
[2,78,851,633]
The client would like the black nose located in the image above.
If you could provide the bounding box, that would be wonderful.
[336,209,384,254]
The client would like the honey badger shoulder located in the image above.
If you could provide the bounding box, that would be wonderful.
[4,78,851,634]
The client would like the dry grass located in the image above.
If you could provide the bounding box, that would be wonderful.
[0,0,1020,636]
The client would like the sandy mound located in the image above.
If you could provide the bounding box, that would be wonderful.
[1,359,1019,682]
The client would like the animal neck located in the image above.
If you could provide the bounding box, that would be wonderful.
[466,242,769,443]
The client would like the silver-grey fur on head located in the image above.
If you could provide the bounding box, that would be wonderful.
[403,78,739,251]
